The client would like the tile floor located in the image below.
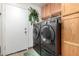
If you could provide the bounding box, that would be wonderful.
[8,49,28,56]
[8,48,39,56]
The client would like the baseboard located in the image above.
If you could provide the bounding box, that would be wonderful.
[6,49,28,56]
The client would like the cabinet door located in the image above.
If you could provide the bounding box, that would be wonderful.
[62,42,79,56]
[51,3,55,15]
[41,6,46,18]
[41,3,61,19]
[41,4,51,19]
[46,4,51,17]
[62,16,79,56]
[62,19,73,42]
[51,3,61,15]
[62,3,79,16]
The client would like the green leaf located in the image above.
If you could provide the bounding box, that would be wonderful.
[28,7,39,25]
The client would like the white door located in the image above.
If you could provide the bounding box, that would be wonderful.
[4,4,28,55]
[0,4,2,55]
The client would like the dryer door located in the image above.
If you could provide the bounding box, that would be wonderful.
[40,24,56,55]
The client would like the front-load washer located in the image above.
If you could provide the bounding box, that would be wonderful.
[33,23,41,55]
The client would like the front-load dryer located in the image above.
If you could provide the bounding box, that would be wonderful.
[40,17,61,56]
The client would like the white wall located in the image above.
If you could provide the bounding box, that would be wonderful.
[26,4,41,48]
[0,4,41,55]
[25,4,41,48]
[0,4,3,55]
[0,4,2,46]
[6,3,41,48]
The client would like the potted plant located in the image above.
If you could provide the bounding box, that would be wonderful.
[28,7,39,25]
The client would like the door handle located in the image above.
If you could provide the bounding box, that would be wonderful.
[0,13,2,15]
[24,31,27,34]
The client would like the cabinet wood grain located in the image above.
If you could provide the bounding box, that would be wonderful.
[61,13,79,56]
[41,6,46,18]
[41,3,61,19]
[51,3,61,14]
[62,3,79,16]
[46,4,51,17]
[62,41,79,56]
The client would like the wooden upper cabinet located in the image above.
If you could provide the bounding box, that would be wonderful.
[51,3,61,14]
[62,3,79,16]
[41,6,46,18]
[41,3,61,19]
[54,3,61,12]
[50,3,55,15]
[41,4,51,19]
[46,4,51,17]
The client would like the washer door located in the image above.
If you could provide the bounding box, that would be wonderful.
[40,25,55,45]
[33,25,40,45]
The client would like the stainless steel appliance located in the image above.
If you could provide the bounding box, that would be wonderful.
[33,16,61,56]
[33,23,41,55]
[40,16,61,56]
